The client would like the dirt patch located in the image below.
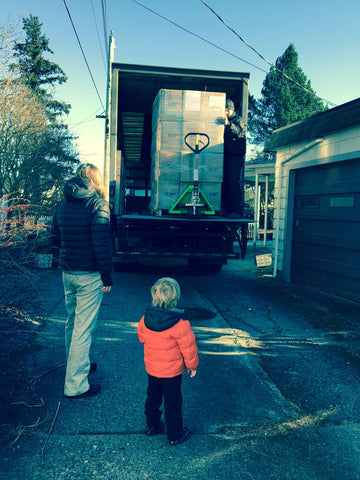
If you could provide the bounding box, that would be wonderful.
[254,272,360,332]
[0,304,45,445]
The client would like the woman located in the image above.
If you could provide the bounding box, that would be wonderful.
[51,163,113,398]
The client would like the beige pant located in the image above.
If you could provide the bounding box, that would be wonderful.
[62,272,103,396]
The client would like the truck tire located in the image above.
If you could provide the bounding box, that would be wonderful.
[187,258,223,275]
[113,261,140,272]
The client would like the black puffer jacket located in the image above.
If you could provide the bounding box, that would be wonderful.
[51,177,113,286]
[224,112,246,156]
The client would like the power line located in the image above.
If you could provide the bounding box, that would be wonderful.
[69,107,104,126]
[90,0,107,72]
[62,0,105,111]
[200,0,338,107]
[101,0,109,57]
[131,0,268,74]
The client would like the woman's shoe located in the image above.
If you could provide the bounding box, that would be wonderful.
[89,362,97,374]
[65,384,101,399]
[169,428,190,445]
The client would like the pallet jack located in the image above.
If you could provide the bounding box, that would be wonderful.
[169,132,215,217]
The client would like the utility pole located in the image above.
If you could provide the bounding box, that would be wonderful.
[103,31,115,201]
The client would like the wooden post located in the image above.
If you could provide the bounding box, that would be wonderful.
[103,32,115,201]
[253,173,259,249]
[264,174,269,247]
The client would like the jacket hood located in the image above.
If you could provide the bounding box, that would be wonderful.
[63,177,98,202]
[144,307,184,332]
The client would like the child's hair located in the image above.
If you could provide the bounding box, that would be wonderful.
[151,277,180,309]
[76,163,105,198]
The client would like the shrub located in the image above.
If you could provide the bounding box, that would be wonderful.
[0,194,50,307]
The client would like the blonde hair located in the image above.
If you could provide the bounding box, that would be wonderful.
[151,277,180,309]
[76,163,105,198]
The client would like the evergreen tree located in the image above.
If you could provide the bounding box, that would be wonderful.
[11,14,70,121]
[7,15,78,212]
[248,44,327,149]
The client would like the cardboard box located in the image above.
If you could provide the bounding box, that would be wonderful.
[151,150,182,181]
[180,150,223,183]
[152,121,224,154]
[152,89,184,123]
[150,89,226,212]
[149,180,180,211]
[152,89,226,123]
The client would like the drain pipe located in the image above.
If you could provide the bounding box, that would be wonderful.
[264,138,324,278]
[253,173,259,249]
[263,174,269,247]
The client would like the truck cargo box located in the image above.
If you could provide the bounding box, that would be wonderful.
[108,63,250,268]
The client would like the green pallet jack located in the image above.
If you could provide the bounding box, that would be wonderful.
[169,132,215,217]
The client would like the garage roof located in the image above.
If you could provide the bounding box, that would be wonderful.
[265,97,360,152]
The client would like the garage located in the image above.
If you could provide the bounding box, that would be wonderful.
[291,158,360,302]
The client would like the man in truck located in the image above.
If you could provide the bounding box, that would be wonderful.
[217,99,246,218]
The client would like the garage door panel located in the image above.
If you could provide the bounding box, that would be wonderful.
[291,159,360,303]
[295,161,360,194]
[292,265,360,304]
[293,233,358,250]
[292,247,360,279]
[294,218,360,236]
[294,210,360,222]
[295,181,360,196]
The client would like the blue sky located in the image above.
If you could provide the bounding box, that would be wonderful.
[2,0,359,171]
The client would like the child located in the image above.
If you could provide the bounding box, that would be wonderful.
[137,277,199,445]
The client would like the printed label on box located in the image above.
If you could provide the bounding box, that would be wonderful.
[185,91,201,111]
[208,95,225,108]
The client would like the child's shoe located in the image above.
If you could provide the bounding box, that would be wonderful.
[169,428,190,445]
[145,421,165,436]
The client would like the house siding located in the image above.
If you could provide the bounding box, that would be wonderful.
[272,124,360,282]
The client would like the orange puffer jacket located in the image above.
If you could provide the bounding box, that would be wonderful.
[137,307,199,378]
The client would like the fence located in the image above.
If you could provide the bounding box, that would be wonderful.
[247,222,255,240]
[245,223,273,242]
[25,215,52,226]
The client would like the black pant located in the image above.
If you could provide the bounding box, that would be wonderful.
[222,153,244,214]
[145,374,183,442]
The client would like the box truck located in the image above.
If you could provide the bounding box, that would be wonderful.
[107,63,250,273]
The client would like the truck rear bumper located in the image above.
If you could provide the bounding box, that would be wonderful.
[117,214,250,224]
[114,214,250,261]
[113,250,239,261]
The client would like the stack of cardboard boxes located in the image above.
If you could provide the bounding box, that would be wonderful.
[149,89,225,214]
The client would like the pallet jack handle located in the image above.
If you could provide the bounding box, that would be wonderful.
[168,132,215,215]
[184,132,210,154]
